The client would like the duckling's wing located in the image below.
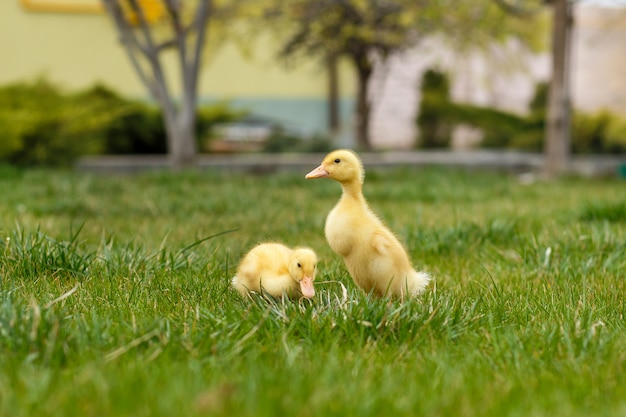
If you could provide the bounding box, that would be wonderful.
[370,229,398,256]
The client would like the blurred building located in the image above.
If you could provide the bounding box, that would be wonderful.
[1,1,625,149]
[370,4,626,149]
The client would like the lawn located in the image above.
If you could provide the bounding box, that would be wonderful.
[0,163,624,417]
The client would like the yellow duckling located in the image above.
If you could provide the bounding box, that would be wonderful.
[305,149,430,298]
[232,243,317,299]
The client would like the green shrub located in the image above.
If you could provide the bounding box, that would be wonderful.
[514,82,626,154]
[415,73,626,155]
[508,82,547,150]
[572,110,626,154]
[448,102,528,148]
[262,128,332,153]
[88,86,168,155]
[447,81,546,150]
[529,81,549,114]
[415,69,536,150]
[416,69,452,148]
[606,117,626,152]
[81,85,245,155]
[0,80,246,165]
[0,79,118,166]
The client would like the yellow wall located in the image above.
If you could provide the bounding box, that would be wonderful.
[1,1,137,92]
[0,1,354,99]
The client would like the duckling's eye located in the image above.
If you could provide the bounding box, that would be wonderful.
[297,263,302,268]
[334,158,341,163]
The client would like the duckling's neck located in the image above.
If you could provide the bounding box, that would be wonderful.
[339,180,365,203]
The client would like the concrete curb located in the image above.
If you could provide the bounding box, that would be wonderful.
[76,150,626,177]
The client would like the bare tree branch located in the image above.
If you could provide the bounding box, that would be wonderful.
[100,0,215,168]
[101,1,157,97]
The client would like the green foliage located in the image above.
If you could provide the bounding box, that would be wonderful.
[506,81,547,150]
[273,0,419,64]
[81,85,168,155]
[79,84,245,155]
[416,70,537,149]
[416,69,452,148]
[262,128,332,153]
[0,80,245,165]
[529,81,549,114]
[437,0,549,54]
[0,79,116,166]
[572,110,626,154]
[450,102,530,148]
[416,73,626,154]
[475,80,626,154]
[0,167,625,416]
[269,0,547,65]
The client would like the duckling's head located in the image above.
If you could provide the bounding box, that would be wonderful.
[305,149,364,185]
[288,247,317,299]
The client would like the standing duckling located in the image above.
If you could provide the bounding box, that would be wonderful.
[305,149,430,298]
[232,243,317,299]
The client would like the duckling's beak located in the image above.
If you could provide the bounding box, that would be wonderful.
[305,164,329,179]
[300,276,315,298]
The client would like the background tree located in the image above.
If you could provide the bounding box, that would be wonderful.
[100,0,212,168]
[495,0,574,177]
[264,0,430,150]
[544,0,573,177]
[266,0,546,150]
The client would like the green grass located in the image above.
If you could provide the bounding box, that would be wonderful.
[0,165,625,417]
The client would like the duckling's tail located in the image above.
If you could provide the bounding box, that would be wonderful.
[410,271,432,296]
[231,275,241,291]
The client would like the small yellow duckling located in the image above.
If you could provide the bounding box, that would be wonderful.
[305,149,430,298]
[232,243,317,299]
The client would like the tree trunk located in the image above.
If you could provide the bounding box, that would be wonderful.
[355,60,373,151]
[167,77,199,168]
[544,0,573,178]
[327,54,340,135]
[165,108,197,169]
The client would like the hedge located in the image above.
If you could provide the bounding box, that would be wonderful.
[0,79,244,166]
[416,71,626,154]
